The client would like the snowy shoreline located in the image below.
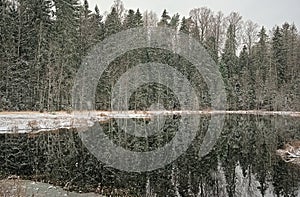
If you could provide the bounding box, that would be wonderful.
[0,110,299,134]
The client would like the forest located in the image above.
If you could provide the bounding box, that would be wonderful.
[1,1,300,196]
[0,0,299,112]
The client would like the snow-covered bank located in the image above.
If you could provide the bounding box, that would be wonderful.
[0,110,299,134]
[0,178,103,197]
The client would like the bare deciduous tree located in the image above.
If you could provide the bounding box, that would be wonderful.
[208,11,227,56]
[143,10,158,27]
[189,7,213,42]
[111,0,125,20]
[243,20,259,55]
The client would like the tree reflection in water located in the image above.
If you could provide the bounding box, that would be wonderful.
[0,115,299,196]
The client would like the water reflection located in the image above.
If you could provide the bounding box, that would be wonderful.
[0,115,300,196]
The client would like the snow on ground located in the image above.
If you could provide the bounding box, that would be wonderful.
[0,178,103,197]
[0,110,299,134]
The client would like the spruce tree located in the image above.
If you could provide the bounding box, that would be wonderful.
[239,45,255,109]
[169,13,180,30]
[51,0,81,110]
[134,9,143,27]
[272,26,285,87]
[204,36,218,63]
[123,9,135,29]
[79,0,95,56]
[105,7,122,37]
[93,5,105,41]
[157,9,170,27]
[222,24,239,77]
[0,0,16,110]
[179,17,191,34]
[256,26,268,82]
[249,26,270,109]
[221,24,239,109]
[29,0,53,110]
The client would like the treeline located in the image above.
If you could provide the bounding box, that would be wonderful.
[0,0,299,111]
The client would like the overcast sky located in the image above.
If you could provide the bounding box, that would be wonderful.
[84,0,300,30]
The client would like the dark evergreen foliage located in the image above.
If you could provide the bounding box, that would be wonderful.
[0,1,300,195]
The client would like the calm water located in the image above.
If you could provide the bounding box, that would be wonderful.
[0,114,300,196]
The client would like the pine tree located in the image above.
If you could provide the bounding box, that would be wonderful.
[221,24,239,109]
[239,46,250,109]
[286,24,298,83]
[123,9,135,29]
[169,13,180,30]
[270,23,299,110]
[0,0,18,110]
[79,0,94,55]
[157,9,170,27]
[222,24,239,77]
[93,5,105,41]
[204,36,218,63]
[28,0,53,110]
[134,9,143,27]
[272,26,285,87]
[0,0,54,110]
[14,0,38,110]
[239,46,248,71]
[51,0,81,110]
[250,26,270,109]
[105,7,122,37]
[256,26,268,82]
[179,17,192,34]
[286,24,300,110]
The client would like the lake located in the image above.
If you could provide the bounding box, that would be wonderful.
[0,114,300,196]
